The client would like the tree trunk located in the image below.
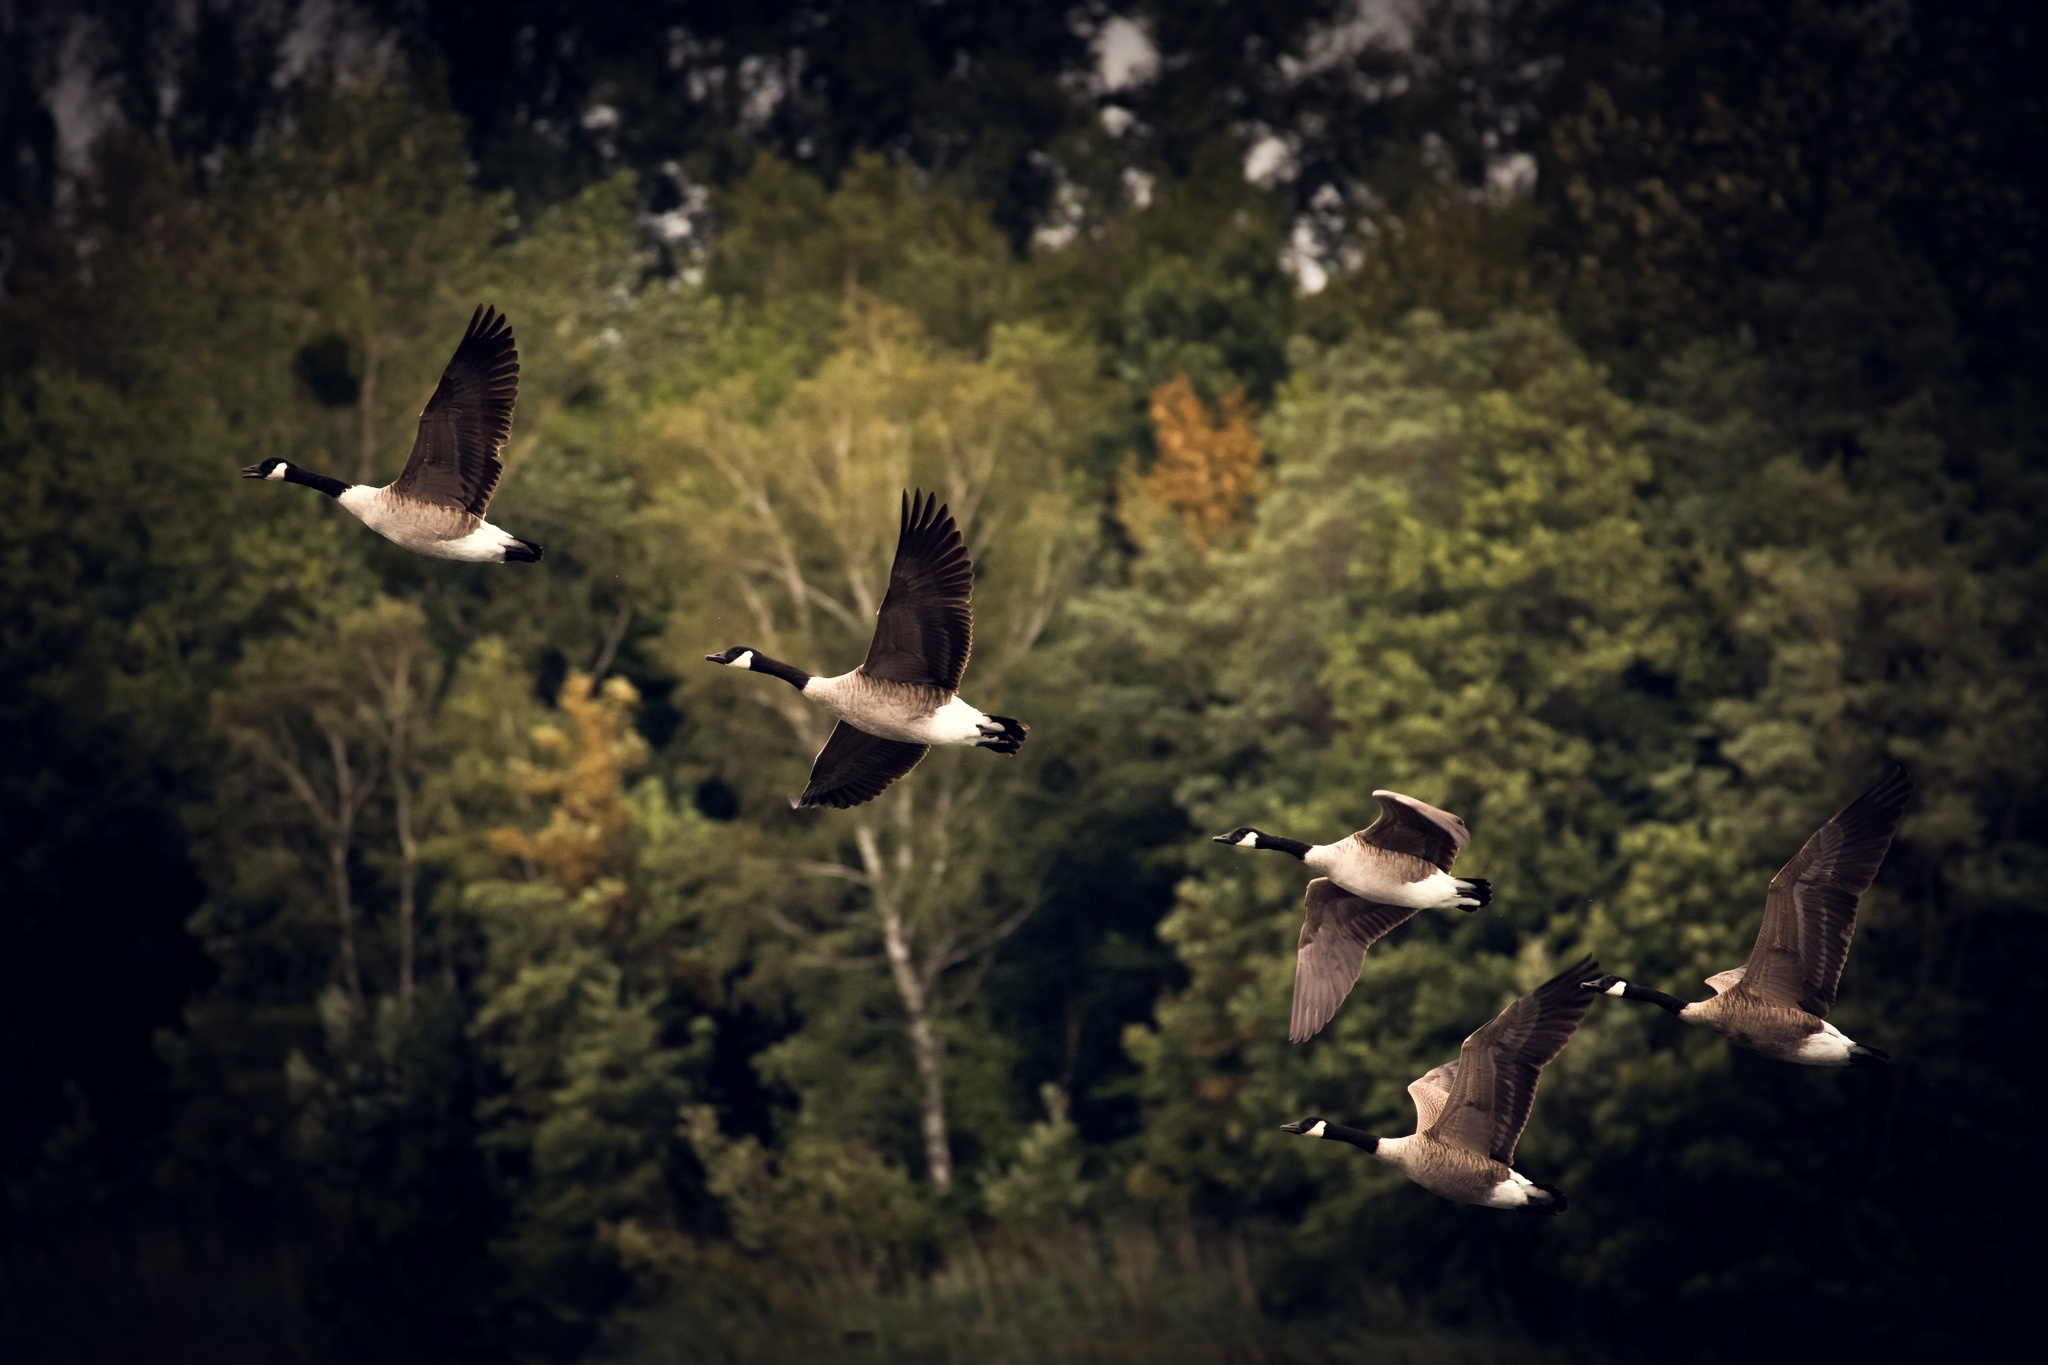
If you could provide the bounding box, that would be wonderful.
[861,822,951,1186]
[883,898,951,1188]
[327,728,364,1004]
[329,832,363,1004]
[392,758,417,1005]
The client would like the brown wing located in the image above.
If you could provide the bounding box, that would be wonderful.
[860,491,974,691]
[1703,968,1747,995]
[1406,1060,1460,1133]
[1427,957,1598,1164]
[1289,880,1421,1042]
[390,305,519,516]
[792,723,929,810]
[1354,790,1471,872]
[1738,767,1911,1016]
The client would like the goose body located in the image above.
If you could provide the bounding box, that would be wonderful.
[706,491,1027,810]
[1281,957,1598,1212]
[1586,766,1911,1067]
[799,674,995,747]
[1216,791,1492,1041]
[1214,791,1491,910]
[244,305,541,564]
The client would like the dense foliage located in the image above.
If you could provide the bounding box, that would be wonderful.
[2,3,2039,1361]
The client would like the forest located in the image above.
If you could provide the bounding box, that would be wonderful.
[0,2,2041,1361]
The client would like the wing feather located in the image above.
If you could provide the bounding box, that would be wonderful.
[1407,1061,1460,1134]
[1289,880,1420,1042]
[793,723,929,810]
[860,491,975,691]
[1704,967,1747,995]
[1354,790,1470,871]
[391,305,519,517]
[1738,767,1911,1016]
[1426,957,1598,1164]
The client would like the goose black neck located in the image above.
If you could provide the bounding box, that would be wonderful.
[749,653,812,691]
[285,465,350,499]
[1615,982,1686,1015]
[1324,1124,1379,1152]
[1256,834,1313,860]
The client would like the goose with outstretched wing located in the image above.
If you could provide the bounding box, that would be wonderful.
[1216,791,1493,1041]
[706,490,1027,810]
[1281,956,1599,1213]
[244,305,540,563]
[1585,767,1911,1067]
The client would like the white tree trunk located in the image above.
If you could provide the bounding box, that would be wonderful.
[860,821,951,1186]
[325,727,364,1004]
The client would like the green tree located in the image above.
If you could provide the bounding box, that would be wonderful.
[1117,312,1687,1299]
[638,303,1095,1187]
[464,671,728,1341]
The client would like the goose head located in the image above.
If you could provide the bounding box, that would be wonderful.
[704,646,761,670]
[242,458,293,481]
[1212,827,1268,849]
[1278,1116,1329,1138]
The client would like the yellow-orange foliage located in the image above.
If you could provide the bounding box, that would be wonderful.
[491,673,648,896]
[1142,375,1262,543]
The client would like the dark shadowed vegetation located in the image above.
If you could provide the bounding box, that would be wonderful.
[1,2,2040,1360]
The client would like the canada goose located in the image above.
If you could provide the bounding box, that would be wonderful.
[1584,766,1911,1067]
[243,306,541,563]
[1213,792,1492,912]
[705,490,1028,810]
[1280,957,1598,1213]
[1214,792,1491,1040]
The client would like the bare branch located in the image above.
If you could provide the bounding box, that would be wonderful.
[590,600,634,680]
[935,904,1036,975]
[772,858,873,888]
[801,581,866,634]
[240,724,337,834]
[796,951,890,974]
[754,899,835,944]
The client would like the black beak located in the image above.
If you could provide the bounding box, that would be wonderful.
[704,654,722,663]
[240,463,268,478]
[1210,833,1235,844]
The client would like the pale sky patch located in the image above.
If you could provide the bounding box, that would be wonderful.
[1094,17,1157,93]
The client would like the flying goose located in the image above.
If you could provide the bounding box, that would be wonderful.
[1584,766,1911,1067]
[1280,957,1598,1213]
[1215,792,1491,1041]
[705,490,1028,810]
[243,306,541,563]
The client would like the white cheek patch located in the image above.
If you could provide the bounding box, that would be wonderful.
[729,650,755,669]
[267,464,288,480]
[1307,1120,1327,1138]
[1237,831,1259,848]
[1605,981,1627,997]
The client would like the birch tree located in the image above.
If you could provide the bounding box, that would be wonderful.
[646,305,1090,1185]
[219,633,384,1005]
[343,598,444,1003]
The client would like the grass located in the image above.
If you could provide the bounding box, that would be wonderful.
[605,1221,1564,1365]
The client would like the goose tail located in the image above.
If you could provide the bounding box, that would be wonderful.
[1849,1044,1891,1069]
[1525,1183,1568,1215]
[978,715,1028,756]
[1454,878,1491,912]
[503,536,544,564]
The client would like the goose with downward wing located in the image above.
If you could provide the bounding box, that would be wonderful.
[1215,791,1494,1041]
[705,490,1028,810]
